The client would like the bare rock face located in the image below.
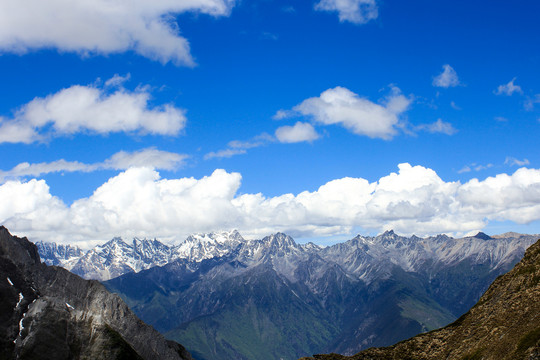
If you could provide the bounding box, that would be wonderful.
[300,238,540,360]
[0,226,192,360]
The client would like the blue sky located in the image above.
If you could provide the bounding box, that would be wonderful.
[0,0,539,246]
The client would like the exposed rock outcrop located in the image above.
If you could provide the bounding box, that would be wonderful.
[0,226,192,360]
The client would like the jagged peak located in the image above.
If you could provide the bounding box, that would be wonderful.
[93,237,134,254]
[184,229,245,244]
[473,231,492,240]
[265,232,295,242]
[36,240,83,250]
[302,242,322,251]
[381,229,396,236]
[0,226,41,266]
[132,237,166,246]
[261,233,300,251]
[376,229,404,244]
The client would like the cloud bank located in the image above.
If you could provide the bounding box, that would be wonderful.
[0,0,235,65]
[2,164,540,246]
[0,77,186,144]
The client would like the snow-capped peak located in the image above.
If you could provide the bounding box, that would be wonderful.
[173,230,245,262]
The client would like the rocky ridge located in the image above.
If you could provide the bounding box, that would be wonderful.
[38,230,537,284]
[0,226,192,360]
[104,231,538,360]
[37,230,245,281]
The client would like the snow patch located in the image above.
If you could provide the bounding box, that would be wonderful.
[18,312,26,337]
[66,303,75,310]
[15,293,23,309]
[7,277,13,286]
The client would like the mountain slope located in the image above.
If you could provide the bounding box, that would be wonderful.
[0,226,192,360]
[300,238,540,360]
[104,231,536,360]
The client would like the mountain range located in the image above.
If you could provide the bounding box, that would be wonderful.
[37,230,246,281]
[72,230,536,360]
[0,226,192,360]
[300,236,540,360]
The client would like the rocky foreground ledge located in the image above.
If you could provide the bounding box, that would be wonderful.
[0,226,192,360]
[300,237,540,360]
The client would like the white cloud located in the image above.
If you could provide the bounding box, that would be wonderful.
[283,86,411,140]
[204,148,247,160]
[0,119,38,144]
[0,148,188,182]
[505,157,530,167]
[0,0,235,65]
[495,78,523,96]
[102,148,187,170]
[3,164,540,245]
[1,160,90,181]
[275,122,320,143]
[273,109,296,120]
[433,64,460,88]
[415,119,457,135]
[458,163,493,174]
[315,0,378,24]
[458,165,472,174]
[0,77,186,144]
[204,133,274,160]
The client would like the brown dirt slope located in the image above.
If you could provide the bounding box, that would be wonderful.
[301,238,540,360]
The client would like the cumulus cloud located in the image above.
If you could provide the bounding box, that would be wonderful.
[0,148,188,182]
[494,78,523,96]
[275,122,320,143]
[433,64,460,88]
[415,119,457,135]
[315,0,378,24]
[0,77,186,144]
[3,164,540,245]
[280,86,411,140]
[0,0,235,65]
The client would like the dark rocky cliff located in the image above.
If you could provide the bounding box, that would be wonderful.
[0,226,192,360]
[300,238,540,360]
